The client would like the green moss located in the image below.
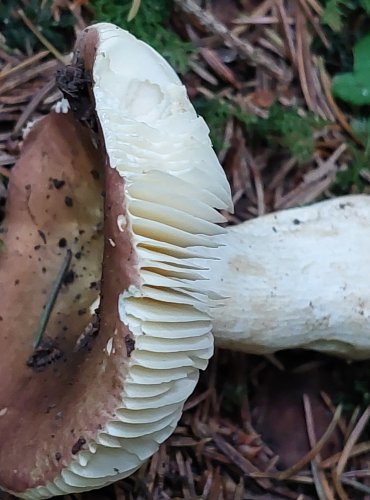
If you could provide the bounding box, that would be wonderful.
[332,118,370,193]
[92,0,193,74]
[0,0,74,53]
[194,98,234,152]
[322,0,370,32]
[314,4,370,193]
[220,382,247,415]
[313,1,370,79]
[251,105,326,164]
[193,97,257,152]
[194,97,325,163]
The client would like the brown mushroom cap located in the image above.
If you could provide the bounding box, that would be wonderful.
[0,23,232,498]
[0,109,141,494]
[0,112,98,485]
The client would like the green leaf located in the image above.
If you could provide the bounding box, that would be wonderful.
[332,34,370,106]
[360,0,370,13]
[352,34,370,73]
[333,73,370,105]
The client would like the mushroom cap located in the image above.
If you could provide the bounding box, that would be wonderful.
[0,23,232,498]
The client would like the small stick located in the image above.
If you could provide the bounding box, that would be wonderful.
[33,249,72,349]
[256,405,342,481]
[0,51,49,81]
[303,394,335,500]
[127,0,142,21]
[173,0,292,82]
[17,9,65,63]
[335,407,370,480]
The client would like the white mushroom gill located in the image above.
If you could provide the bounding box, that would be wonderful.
[19,23,232,499]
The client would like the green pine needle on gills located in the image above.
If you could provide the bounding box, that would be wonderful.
[32,249,72,349]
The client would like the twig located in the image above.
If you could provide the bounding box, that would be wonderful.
[0,51,49,81]
[344,406,361,442]
[17,9,65,63]
[184,388,212,411]
[336,407,370,479]
[269,157,297,191]
[274,174,334,210]
[212,433,271,489]
[340,478,370,496]
[331,466,349,500]
[320,391,347,436]
[303,394,335,500]
[199,47,241,88]
[320,441,370,469]
[318,59,362,146]
[256,404,342,480]
[305,0,324,15]
[173,0,292,82]
[331,407,370,500]
[127,0,142,22]
[176,451,193,499]
[298,0,330,49]
[304,143,346,183]
[251,471,313,484]
[189,59,218,86]
[295,5,316,112]
[0,59,58,95]
[275,0,296,65]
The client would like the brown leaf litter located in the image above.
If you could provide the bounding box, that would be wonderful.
[1,1,370,499]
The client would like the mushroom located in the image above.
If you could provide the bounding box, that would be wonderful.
[0,23,232,498]
[1,21,369,500]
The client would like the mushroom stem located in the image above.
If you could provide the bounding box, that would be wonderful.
[206,195,370,359]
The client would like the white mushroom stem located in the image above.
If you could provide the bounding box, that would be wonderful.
[204,195,370,360]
